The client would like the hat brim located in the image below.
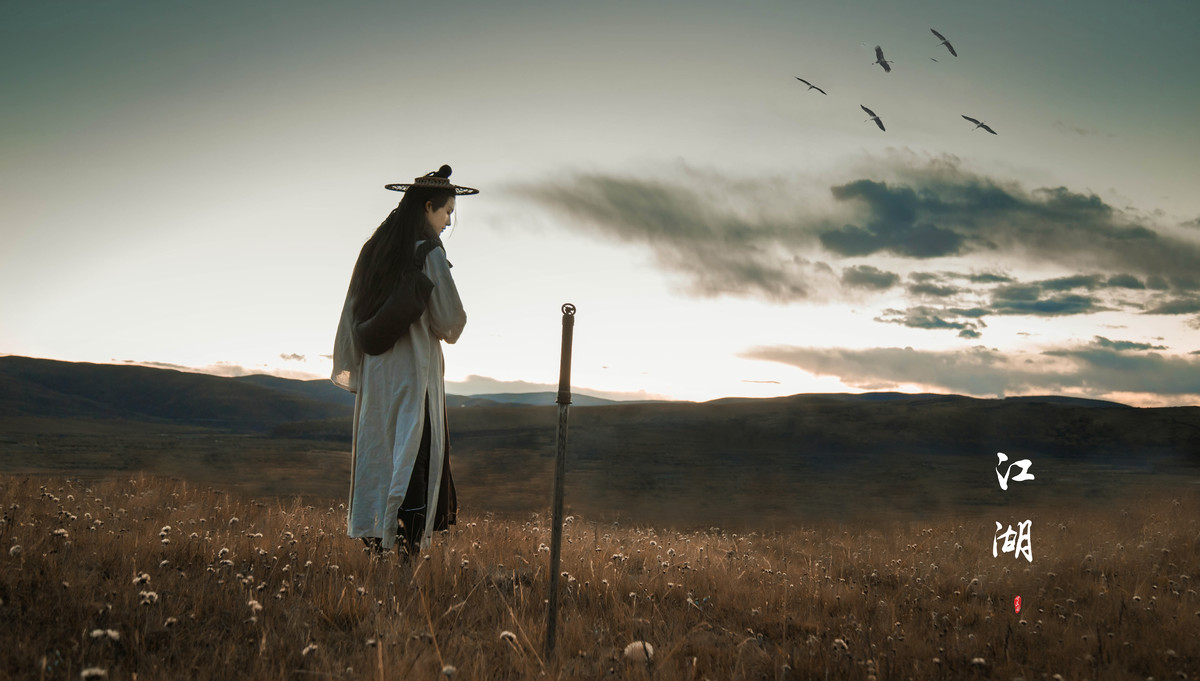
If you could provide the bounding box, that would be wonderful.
[385,183,479,195]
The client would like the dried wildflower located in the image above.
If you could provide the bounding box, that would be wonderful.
[139,590,159,606]
[133,572,151,585]
[500,630,518,644]
[248,600,263,614]
[53,528,69,538]
[8,545,20,558]
[164,617,178,627]
[623,641,654,662]
[833,638,849,651]
[441,665,457,677]
[301,643,318,656]
[80,668,107,680]
[89,629,120,642]
[970,657,987,667]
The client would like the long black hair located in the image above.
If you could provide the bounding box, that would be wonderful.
[349,166,454,322]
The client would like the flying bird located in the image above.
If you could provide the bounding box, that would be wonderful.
[872,45,893,72]
[930,28,957,57]
[961,115,997,134]
[861,105,885,131]
[794,76,827,95]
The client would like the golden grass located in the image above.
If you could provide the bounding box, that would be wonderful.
[1,474,1197,680]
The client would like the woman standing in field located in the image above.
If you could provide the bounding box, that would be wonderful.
[331,165,474,557]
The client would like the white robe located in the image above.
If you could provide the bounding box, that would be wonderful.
[331,240,466,550]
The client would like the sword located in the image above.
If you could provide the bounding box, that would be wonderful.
[544,303,575,658]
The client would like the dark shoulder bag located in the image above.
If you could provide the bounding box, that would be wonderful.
[353,240,442,356]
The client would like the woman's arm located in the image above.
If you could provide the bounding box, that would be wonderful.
[425,246,467,343]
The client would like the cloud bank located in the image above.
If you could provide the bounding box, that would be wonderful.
[740,337,1200,402]
[516,157,1200,335]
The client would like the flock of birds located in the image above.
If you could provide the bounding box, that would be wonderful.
[795,28,997,135]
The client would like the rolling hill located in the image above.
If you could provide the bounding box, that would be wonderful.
[2,355,1197,527]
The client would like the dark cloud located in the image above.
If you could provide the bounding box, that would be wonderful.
[991,295,1105,317]
[1147,275,1170,290]
[819,180,967,258]
[990,286,1105,317]
[969,272,1015,284]
[1089,336,1168,352]
[875,306,987,338]
[1105,274,1145,290]
[873,272,1197,336]
[842,265,899,291]
[1169,275,1200,292]
[1144,297,1200,315]
[1039,274,1106,292]
[1181,216,1200,230]
[741,339,1200,400]
[910,272,943,283]
[907,282,962,298]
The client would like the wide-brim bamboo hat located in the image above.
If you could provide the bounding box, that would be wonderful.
[385,164,479,195]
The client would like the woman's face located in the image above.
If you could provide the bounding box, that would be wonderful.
[424,197,455,237]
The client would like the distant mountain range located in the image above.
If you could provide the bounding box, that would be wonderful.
[3,354,1197,527]
[0,356,626,431]
[4,354,1196,463]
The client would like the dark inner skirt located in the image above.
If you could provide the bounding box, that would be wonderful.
[396,392,457,551]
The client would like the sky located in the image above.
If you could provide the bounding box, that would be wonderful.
[3,0,1200,406]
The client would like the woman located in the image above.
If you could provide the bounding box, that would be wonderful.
[331,164,475,556]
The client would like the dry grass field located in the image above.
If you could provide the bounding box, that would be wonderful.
[2,473,1197,680]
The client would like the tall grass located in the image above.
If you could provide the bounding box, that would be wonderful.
[1,474,1196,680]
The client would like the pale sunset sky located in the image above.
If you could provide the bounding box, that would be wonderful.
[3,0,1199,406]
